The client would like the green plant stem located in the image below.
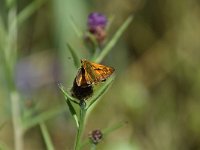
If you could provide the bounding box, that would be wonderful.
[40,122,55,150]
[11,91,24,150]
[74,106,86,150]
[90,144,96,150]
[6,4,24,150]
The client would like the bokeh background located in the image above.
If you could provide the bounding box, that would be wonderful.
[1,0,200,150]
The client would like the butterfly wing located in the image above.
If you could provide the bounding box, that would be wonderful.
[91,62,114,81]
[82,60,115,85]
[76,68,89,87]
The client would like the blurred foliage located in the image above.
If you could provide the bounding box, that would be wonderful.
[0,0,200,150]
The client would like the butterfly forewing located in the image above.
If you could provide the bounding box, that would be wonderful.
[80,59,115,85]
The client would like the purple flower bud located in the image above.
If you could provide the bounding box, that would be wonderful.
[86,12,108,45]
[88,12,107,30]
[89,129,103,144]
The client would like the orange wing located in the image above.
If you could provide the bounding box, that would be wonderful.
[80,59,115,85]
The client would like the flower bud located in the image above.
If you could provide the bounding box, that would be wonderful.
[86,12,108,45]
[89,129,103,144]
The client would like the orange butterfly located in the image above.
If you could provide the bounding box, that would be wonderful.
[76,59,115,87]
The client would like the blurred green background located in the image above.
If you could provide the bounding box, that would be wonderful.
[1,0,200,150]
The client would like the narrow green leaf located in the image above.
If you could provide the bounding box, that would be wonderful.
[58,83,79,127]
[102,121,126,136]
[22,107,36,121]
[23,106,66,131]
[17,0,48,27]
[66,98,79,128]
[106,15,115,32]
[90,143,97,150]
[69,15,83,38]
[95,15,134,63]
[86,77,114,110]
[84,32,100,60]
[66,43,80,69]
[91,47,101,61]
[58,83,79,103]
[39,122,55,150]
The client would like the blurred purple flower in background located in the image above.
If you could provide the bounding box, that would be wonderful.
[15,52,60,96]
[88,12,107,31]
[87,12,108,44]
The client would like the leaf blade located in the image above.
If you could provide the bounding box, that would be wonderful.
[69,15,83,38]
[58,83,79,127]
[86,77,114,110]
[17,0,48,26]
[95,15,134,63]
[23,106,66,130]
[66,43,80,69]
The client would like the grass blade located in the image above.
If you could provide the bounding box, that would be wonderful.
[66,43,80,69]
[39,122,55,150]
[23,106,66,130]
[86,77,114,110]
[69,15,83,38]
[58,83,79,103]
[17,0,48,26]
[66,98,79,128]
[58,83,79,127]
[102,121,126,136]
[106,15,115,32]
[95,15,134,63]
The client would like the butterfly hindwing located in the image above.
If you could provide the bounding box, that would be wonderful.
[76,68,88,87]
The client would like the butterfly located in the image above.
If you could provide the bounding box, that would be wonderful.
[75,59,115,87]
[71,59,115,100]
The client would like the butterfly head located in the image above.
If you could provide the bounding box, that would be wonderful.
[81,59,87,64]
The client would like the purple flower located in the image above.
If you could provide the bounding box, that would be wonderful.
[86,12,108,44]
[88,12,107,30]
[89,129,103,144]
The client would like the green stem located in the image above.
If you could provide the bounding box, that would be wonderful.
[92,47,101,61]
[6,4,24,150]
[40,122,55,150]
[74,105,86,150]
[17,0,48,27]
[11,91,24,150]
[90,144,96,150]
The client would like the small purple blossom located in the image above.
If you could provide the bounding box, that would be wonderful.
[89,129,103,144]
[88,12,107,30]
[86,12,108,44]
